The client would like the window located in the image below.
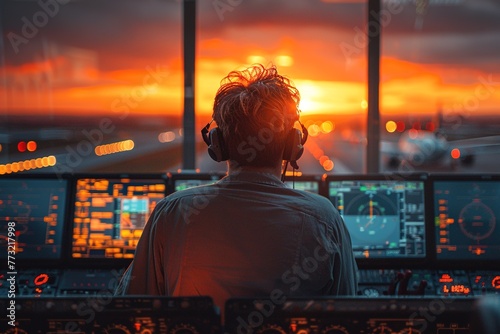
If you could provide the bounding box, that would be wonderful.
[197,0,367,174]
[0,0,182,174]
[381,0,500,174]
[1,0,498,176]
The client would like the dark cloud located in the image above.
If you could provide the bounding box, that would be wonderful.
[1,0,499,72]
[1,0,181,69]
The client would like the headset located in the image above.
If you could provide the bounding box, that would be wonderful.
[201,120,229,162]
[201,119,308,170]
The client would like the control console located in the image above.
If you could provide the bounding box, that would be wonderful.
[1,296,221,333]
[225,297,476,334]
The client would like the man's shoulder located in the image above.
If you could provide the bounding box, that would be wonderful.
[285,188,338,215]
[168,183,220,198]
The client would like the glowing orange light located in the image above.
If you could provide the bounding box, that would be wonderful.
[450,148,460,159]
[319,155,329,165]
[0,155,56,174]
[321,121,334,133]
[439,274,453,283]
[307,124,320,137]
[27,140,37,152]
[34,273,49,286]
[322,159,334,171]
[48,156,56,166]
[158,131,176,143]
[385,120,397,133]
[492,276,500,289]
[450,285,470,294]
[95,140,134,156]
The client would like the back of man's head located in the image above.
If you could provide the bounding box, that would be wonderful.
[212,64,301,168]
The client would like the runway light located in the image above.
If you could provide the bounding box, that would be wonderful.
[307,124,320,137]
[425,121,435,132]
[0,155,57,175]
[95,140,134,156]
[451,148,461,159]
[27,140,37,152]
[321,121,335,133]
[158,131,176,143]
[18,141,27,152]
[319,155,329,165]
[385,120,397,133]
[322,159,334,171]
[396,121,406,132]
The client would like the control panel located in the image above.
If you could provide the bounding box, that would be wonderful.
[225,297,476,334]
[3,268,498,301]
[1,173,500,332]
[357,269,500,297]
[1,296,221,333]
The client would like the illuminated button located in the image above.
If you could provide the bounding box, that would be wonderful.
[439,273,453,283]
[34,273,50,286]
[492,276,500,289]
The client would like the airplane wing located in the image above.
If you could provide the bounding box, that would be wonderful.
[448,135,500,155]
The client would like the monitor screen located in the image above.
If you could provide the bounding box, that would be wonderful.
[328,176,427,259]
[169,173,224,194]
[71,176,166,259]
[285,180,319,193]
[434,178,500,261]
[0,178,68,260]
[174,179,220,192]
[283,175,322,194]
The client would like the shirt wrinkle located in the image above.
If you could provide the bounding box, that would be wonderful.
[117,171,359,314]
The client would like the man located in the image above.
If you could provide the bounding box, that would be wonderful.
[116,64,358,313]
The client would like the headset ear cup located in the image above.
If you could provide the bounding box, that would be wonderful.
[283,128,304,162]
[208,128,228,162]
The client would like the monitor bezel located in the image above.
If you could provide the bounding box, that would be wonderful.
[429,173,500,270]
[324,173,432,269]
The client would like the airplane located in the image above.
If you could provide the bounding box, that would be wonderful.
[380,114,500,170]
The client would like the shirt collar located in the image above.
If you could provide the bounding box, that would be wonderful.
[220,171,285,187]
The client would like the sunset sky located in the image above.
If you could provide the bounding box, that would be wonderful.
[1,0,499,119]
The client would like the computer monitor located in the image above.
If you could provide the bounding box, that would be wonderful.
[283,174,324,194]
[327,174,428,261]
[432,175,500,263]
[167,172,225,194]
[71,175,166,259]
[0,176,68,261]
